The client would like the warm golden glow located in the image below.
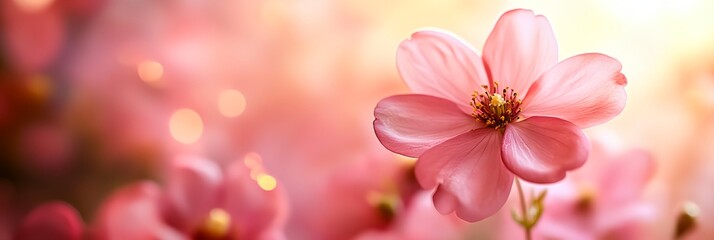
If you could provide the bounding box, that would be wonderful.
[13,0,53,12]
[137,61,164,83]
[257,174,277,191]
[169,109,203,144]
[218,89,247,117]
[261,0,289,27]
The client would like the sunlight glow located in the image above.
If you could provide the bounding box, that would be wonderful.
[218,89,247,117]
[137,61,164,83]
[13,0,53,12]
[257,174,277,191]
[169,109,203,144]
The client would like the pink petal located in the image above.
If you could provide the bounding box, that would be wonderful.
[598,149,655,207]
[14,202,83,240]
[396,30,489,110]
[165,155,223,230]
[502,117,589,183]
[1,1,65,73]
[415,128,514,222]
[483,9,558,96]
[521,53,627,128]
[224,161,288,240]
[374,94,479,157]
[95,182,184,240]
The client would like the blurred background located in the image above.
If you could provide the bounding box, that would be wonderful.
[2,0,714,239]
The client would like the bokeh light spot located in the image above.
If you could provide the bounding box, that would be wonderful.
[250,166,266,180]
[169,109,203,144]
[243,152,262,168]
[13,0,53,12]
[137,61,164,82]
[257,174,277,191]
[218,89,246,117]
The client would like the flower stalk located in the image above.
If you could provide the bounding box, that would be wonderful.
[512,178,546,240]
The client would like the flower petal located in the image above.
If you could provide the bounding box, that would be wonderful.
[397,30,489,110]
[15,202,83,240]
[415,128,514,222]
[483,9,558,96]
[521,53,627,128]
[224,161,288,240]
[1,1,65,73]
[502,117,589,183]
[165,155,223,230]
[95,182,184,240]
[598,149,655,207]
[374,94,479,157]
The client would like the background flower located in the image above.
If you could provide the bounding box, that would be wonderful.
[501,133,657,239]
[94,156,288,240]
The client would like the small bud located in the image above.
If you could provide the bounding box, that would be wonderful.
[675,201,699,239]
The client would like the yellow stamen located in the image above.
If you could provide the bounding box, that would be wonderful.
[201,208,232,239]
[490,93,506,107]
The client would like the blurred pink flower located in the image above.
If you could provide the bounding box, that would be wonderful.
[285,152,421,240]
[14,202,84,240]
[95,155,288,240]
[504,141,657,240]
[374,9,627,222]
[355,191,466,240]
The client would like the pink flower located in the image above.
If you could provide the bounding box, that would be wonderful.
[354,191,466,240]
[14,202,84,240]
[95,155,288,240]
[288,153,423,240]
[373,9,627,222]
[503,137,657,240]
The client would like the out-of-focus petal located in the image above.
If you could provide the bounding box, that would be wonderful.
[95,182,184,240]
[397,30,489,110]
[224,161,288,240]
[502,117,589,183]
[415,128,513,222]
[374,94,479,158]
[1,1,65,73]
[165,155,223,230]
[483,9,558,96]
[598,149,655,207]
[521,53,627,128]
[354,191,465,240]
[14,202,83,240]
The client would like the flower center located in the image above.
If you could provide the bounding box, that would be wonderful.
[575,184,597,214]
[195,208,233,240]
[469,82,522,129]
[367,191,402,222]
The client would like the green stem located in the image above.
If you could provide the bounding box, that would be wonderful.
[515,178,532,240]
